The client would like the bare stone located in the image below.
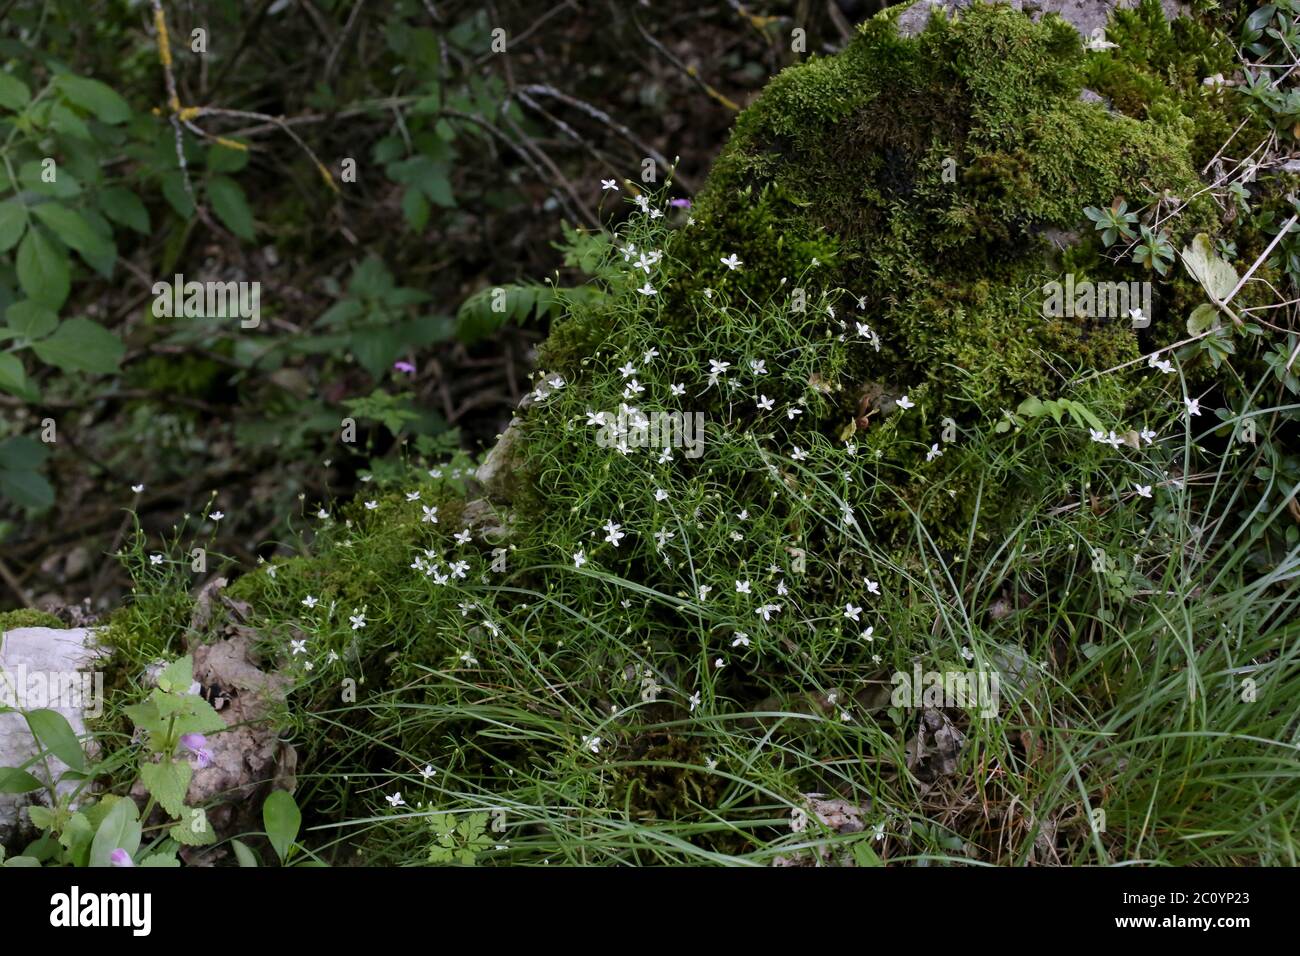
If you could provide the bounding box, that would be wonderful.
[895,0,1190,39]
[0,626,107,847]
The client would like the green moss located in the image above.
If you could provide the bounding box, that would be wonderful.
[0,608,64,630]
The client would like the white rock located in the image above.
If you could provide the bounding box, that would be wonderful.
[0,627,107,847]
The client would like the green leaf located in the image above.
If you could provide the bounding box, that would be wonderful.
[2,855,40,866]
[24,709,85,772]
[402,187,430,231]
[98,187,150,234]
[1181,233,1238,302]
[0,72,32,111]
[155,656,193,694]
[16,228,71,310]
[160,170,195,219]
[169,814,216,846]
[207,176,255,239]
[31,203,115,267]
[231,838,259,867]
[206,142,249,174]
[54,75,131,124]
[1187,302,1220,335]
[7,301,58,341]
[32,318,125,374]
[0,353,26,396]
[19,161,81,199]
[0,200,29,252]
[89,797,141,867]
[0,766,44,794]
[0,467,54,509]
[263,790,301,863]
[58,812,95,867]
[139,852,181,866]
[140,759,192,817]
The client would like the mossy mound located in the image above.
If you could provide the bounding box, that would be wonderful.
[0,609,64,631]
[672,2,1216,416]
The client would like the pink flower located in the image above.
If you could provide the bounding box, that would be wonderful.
[393,361,416,374]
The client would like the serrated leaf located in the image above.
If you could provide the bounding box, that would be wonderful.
[139,852,181,866]
[0,200,28,251]
[1181,233,1238,302]
[207,175,255,239]
[140,759,192,817]
[1187,302,1220,335]
[59,812,94,867]
[32,318,124,374]
[54,75,131,124]
[25,708,85,772]
[169,815,216,845]
[16,228,71,310]
[155,656,193,694]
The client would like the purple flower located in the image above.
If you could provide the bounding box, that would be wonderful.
[109,848,134,867]
[179,733,213,770]
[393,361,416,374]
[669,198,692,209]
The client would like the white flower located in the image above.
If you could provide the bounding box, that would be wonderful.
[698,584,712,600]
[688,691,702,711]
[1084,27,1118,51]
[791,446,807,461]
[1148,353,1174,374]
[755,603,781,621]
[670,383,686,397]
[643,348,660,363]
[871,822,885,841]
[421,764,437,779]
[573,550,587,568]
[210,511,224,521]
[1134,483,1152,498]
[405,491,421,502]
[720,253,743,271]
[422,505,439,524]
[844,603,862,622]
[706,358,731,386]
[150,554,163,566]
[864,578,880,596]
[750,359,767,375]
[386,792,405,808]
[618,362,637,378]
[623,379,645,397]
[735,579,751,594]
[364,500,378,511]
[317,508,330,519]
[731,632,751,648]
[861,626,875,642]
[291,639,306,656]
[350,611,366,630]
[131,484,145,493]
[775,579,789,597]
[654,488,669,502]
[454,528,472,545]
[634,194,650,212]
[756,395,774,412]
[302,595,319,609]
[637,282,657,296]
[786,406,803,420]
[603,520,626,547]
[714,658,725,669]
[926,443,943,462]
[896,395,914,410]
[582,735,602,754]
[1140,427,1157,445]
[1185,397,1201,417]
[1128,307,1145,326]
[601,179,618,191]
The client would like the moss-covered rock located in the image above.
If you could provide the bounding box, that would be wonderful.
[0,609,64,631]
